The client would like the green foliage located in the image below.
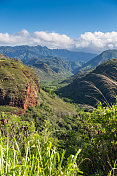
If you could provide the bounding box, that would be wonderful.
[0,56,40,109]
[83,103,117,175]
[0,45,96,79]
[108,160,117,176]
[90,103,117,144]
[0,112,35,151]
[54,103,117,176]
[0,114,82,176]
[57,59,117,107]
[0,101,117,175]
[82,49,117,69]
[0,106,23,114]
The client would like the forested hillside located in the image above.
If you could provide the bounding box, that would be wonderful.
[0,54,117,176]
[58,59,117,107]
[0,45,96,62]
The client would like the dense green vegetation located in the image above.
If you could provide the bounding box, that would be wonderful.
[0,54,40,110]
[82,49,117,70]
[0,45,97,82]
[0,113,82,176]
[0,52,117,175]
[29,56,75,82]
[0,45,96,63]
[0,101,117,175]
[0,58,38,96]
[31,63,59,82]
[1,46,117,84]
[57,59,117,107]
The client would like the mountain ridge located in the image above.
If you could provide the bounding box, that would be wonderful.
[0,45,96,62]
[57,59,117,107]
[81,49,117,69]
[0,45,96,80]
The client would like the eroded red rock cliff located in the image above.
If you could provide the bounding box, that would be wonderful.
[0,55,40,113]
[23,82,40,113]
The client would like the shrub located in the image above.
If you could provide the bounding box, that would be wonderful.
[0,114,83,176]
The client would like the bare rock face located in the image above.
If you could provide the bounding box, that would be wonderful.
[0,54,40,113]
[23,82,39,113]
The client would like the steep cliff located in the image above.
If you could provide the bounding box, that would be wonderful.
[0,54,40,113]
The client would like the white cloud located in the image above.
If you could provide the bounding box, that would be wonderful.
[14,29,30,36]
[75,31,117,52]
[1,29,117,53]
[33,31,74,48]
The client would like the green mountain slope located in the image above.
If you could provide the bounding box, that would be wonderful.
[31,63,59,82]
[0,53,78,119]
[0,54,40,113]
[0,45,96,62]
[0,45,97,80]
[57,59,117,107]
[24,56,73,73]
[82,49,117,69]
[52,49,97,62]
[24,56,80,81]
[63,49,117,85]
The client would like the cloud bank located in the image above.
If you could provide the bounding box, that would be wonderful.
[0,29,117,53]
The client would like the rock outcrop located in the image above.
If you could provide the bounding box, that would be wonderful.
[23,82,39,113]
[0,54,40,113]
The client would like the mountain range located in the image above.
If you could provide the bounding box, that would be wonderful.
[0,54,77,118]
[0,46,117,108]
[62,49,117,84]
[81,49,117,69]
[1,46,117,77]
[0,45,96,62]
[57,59,117,107]
[0,45,97,80]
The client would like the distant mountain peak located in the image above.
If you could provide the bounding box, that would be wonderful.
[82,49,117,69]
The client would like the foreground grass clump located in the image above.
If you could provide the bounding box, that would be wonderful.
[0,121,82,176]
[0,101,117,175]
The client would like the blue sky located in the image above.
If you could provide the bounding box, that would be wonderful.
[0,0,117,37]
[0,0,117,52]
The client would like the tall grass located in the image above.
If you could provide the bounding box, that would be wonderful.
[0,132,83,176]
[108,160,117,176]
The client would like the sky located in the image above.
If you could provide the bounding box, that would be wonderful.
[0,0,117,53]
